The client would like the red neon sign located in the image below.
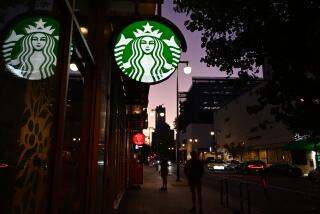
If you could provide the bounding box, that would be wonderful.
[133,133,145,145]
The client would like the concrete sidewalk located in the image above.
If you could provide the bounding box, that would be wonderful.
[116,166,233,214]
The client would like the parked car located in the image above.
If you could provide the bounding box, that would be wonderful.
[205,157,215,163]
[264,163,303,177]
[206,158,215,170]
[224,160,240,171]
[308,168,320,182]
[207,159,225,171]
[235,160,266,175]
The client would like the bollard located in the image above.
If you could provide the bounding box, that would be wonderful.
[260,175,269,202]
[225,179,229,208]
[239,182,244,212]
[220,179,224,205]
[246,182,251,214]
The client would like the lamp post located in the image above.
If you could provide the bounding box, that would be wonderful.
[176,61,191,181]
[210,131,215,155]
[189,138,198,144]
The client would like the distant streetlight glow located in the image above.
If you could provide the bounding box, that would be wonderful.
[183,66,192,74]
[189,138,198,143]
[160,112,165,117]
[70,63,78,71]
[80,27,88,35]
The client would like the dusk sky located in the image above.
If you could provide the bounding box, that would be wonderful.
[147,0,231,129]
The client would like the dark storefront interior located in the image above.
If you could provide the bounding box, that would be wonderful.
[0,0,161,213]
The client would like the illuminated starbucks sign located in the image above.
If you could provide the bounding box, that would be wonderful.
[114,20,181,83]
[2,16,60,80]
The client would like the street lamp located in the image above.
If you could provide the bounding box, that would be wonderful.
[176,60,191,181]
[210,131,215,151]
[210,131,216,159]
[189,138,198,144]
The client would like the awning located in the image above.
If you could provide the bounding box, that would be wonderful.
[285,138,320,151]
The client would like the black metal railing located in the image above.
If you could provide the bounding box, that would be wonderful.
[219,176,320,214]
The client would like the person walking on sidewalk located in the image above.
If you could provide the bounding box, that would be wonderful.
[159,157,169,190]
[184,151,204,213]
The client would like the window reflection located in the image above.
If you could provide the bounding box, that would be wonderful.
[59,70,84,213]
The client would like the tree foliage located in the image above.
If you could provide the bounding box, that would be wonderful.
[174,0,320,136]
[0,0,51,23]
[223,142,244,159]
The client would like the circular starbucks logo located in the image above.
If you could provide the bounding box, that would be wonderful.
[114,20,181,83]
[2,16,60,80]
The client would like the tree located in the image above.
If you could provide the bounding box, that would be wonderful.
[0,1,51,23]
[223,142,244,160]
[174,1,320,136]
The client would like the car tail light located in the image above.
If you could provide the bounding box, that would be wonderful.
[248,164,264,169]
[0,163,9,168]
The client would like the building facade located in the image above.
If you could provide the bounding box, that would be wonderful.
[214,82,316,174]
[178,77,261,160]
[0,0,189,213]
[151,105,175,160]
[180,123,214,161]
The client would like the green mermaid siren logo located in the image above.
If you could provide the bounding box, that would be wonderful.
[2,16,60,80]
[114,21,181,83]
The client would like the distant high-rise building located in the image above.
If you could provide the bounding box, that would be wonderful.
[178,77,262,160]
[178,77,262,130]
[155,105,166,128]
[152,105,175,159]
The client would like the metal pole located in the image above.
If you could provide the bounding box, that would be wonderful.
[240,182,244,212]
[50,0,73,212]
[175,61,189,181]
[157,3,162,16]
[247,182,251,214]
[220,179,224,205]
[315,142,319,170]
[225,179,229,208]
[176,67,180,181]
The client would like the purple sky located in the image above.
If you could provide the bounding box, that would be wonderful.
[147,0,230,129]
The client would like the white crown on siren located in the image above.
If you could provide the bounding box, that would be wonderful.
[133,22,162,38]
[25,19,55,35]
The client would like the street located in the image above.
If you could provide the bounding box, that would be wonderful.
[169,164,320,214]
[205,169,320,214]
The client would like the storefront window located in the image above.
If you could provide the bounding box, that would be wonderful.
[59,70,84,213]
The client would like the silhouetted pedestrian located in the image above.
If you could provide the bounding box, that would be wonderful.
[159,157,169,190]
[184,151,204,213]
